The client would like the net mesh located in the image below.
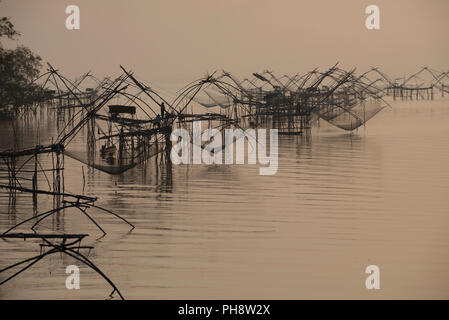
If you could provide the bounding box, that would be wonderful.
[316,99,386,131]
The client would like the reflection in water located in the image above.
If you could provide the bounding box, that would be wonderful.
[1,100,449,299]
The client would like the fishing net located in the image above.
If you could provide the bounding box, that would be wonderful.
[65,150,138,175]
[316,98,386,131]
[194,89,232,109]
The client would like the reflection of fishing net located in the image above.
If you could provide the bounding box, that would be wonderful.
[316,99,385,131]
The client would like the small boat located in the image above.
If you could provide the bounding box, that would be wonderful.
[100,144,117,159]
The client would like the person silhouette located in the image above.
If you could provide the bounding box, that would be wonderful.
[155,114,161,128]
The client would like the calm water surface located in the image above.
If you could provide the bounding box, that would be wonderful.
[1,99,449,299]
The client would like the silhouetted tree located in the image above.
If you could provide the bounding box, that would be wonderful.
[0,12,46,114]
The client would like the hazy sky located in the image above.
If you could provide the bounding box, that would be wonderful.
[2,0,448,87]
